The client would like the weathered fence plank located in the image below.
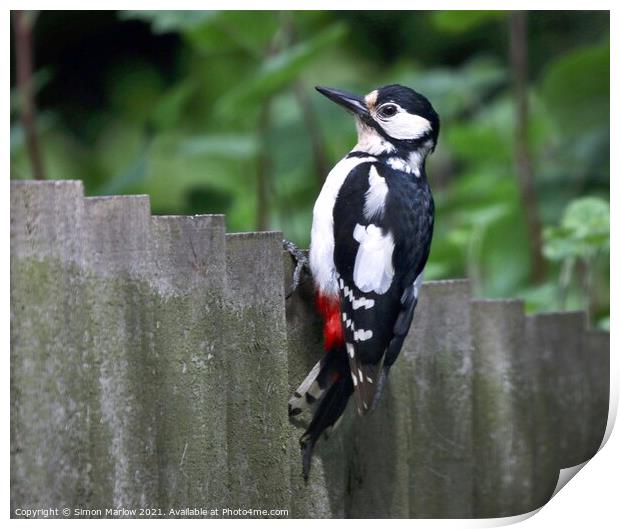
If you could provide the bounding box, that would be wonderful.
[584,329,610,459]
[224,233,291,514]
[532,312,590,471]
[523,315,560,509]
[471,300,535,517]
[11,181,93,512]
[403,280,475,518]
[83,194,160,510]
[345,350,411,518]
[10,181,610,519]
[149,215,229,512]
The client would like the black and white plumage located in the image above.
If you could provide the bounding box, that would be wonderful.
[289,84,439,480]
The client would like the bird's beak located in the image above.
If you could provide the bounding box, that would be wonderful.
[315,86,370,119]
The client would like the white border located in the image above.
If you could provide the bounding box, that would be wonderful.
[4,4,616,527]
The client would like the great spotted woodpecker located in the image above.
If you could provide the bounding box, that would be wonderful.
[288,84,439,480]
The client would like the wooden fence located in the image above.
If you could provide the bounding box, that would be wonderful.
[10,180,609,519]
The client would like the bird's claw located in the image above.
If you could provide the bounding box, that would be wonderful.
[283,239,310,299]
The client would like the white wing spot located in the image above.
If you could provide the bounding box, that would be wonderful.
[352,296,375,310]
[347,343,355,358]
[351,372,358,386]
[354,329,373,342]
[353,224,394,294]
[342,312,347,322]
[358,369,364,383]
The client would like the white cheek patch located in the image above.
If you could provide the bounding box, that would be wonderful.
[352,223,395,294]
[378,112,432,140]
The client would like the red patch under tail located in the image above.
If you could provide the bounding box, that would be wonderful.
[315,292,344,350]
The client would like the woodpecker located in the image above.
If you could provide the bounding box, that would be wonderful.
[288,84,439,480]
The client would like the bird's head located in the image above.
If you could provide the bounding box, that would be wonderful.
[316,84,439,162]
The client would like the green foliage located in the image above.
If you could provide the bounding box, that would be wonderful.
[120,10,217,34]
[542,197,609,326]
[10,11,609,327]
[215,23,347,115]
[431,10,505,33]
[540,41,610,136]
[544,197,610,262]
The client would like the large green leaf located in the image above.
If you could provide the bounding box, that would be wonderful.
[543,196,610,261]
[185,11,280,56]
[150,80,199,130]
[99,150,149,195]
[540,41,609,135]
[215,23,347,115]
[176,134,258,159]
[443,96,514,166]
[120,10,217,33]
[106,61,165,124]
[431,11,505,33]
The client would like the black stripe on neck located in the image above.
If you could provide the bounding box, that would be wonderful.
[346,151,374,158]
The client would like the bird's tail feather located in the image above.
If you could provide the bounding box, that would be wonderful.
[300,372,353,480]
[370,365,391,411]
[288,360,324,418]
[289,347,353,480]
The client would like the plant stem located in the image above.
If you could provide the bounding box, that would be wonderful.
[14,10,46,181]
[582,255,595,322]
[509,11,546,282]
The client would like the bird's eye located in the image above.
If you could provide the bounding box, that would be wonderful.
[379,104,398,117]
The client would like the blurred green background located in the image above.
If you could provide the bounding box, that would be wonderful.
[10,10,609,328]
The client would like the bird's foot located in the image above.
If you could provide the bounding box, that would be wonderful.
[283,239,310,299]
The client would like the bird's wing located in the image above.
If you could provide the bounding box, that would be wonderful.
[332,160,433,414]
